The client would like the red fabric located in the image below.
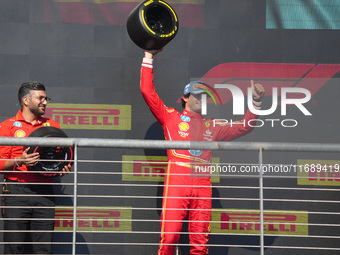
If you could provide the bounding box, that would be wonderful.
[0,110,60,183]
[140,61,259,254]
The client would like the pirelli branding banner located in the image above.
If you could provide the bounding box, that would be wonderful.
[297,159,340,186]
[43,0,205,27]
[122,155,220,183]
[211,209,308,235]
[55,206,132,232]
[45,103,131,130]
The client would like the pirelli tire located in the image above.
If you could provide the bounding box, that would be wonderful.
[127,0,179,50]
[27,126,73,178]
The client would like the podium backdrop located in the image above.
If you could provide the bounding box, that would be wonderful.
[0,0,339,254]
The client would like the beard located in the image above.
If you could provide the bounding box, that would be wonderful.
[29,103,46,116]
[190,101,202,114]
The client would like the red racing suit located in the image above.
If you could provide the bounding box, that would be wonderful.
[140,58,261,255]
[0,109,60,183]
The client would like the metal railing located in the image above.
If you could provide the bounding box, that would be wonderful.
[1,137,340,255]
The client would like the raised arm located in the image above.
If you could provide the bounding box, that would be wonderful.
[140,49,169,125]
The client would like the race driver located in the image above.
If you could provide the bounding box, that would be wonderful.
[0,81,71,254]
[140,49,265,255]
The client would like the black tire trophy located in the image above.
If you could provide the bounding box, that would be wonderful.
[127,0,179,50]
[27,126,73,177]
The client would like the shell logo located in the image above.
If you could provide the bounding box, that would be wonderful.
[166,108,175,113]
[178,122,189,131]
[14,130,26,137]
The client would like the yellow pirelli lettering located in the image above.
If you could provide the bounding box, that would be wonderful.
[122,155,220,183]
[211,209,308,235]
[45,103,131,130]
[297,159,340,186]
[55,206,132,232]
[159,0,178,22]
[144,0,154,7]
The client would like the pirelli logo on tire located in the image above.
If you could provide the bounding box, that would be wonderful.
[55,206,132,232]
[44,103,131,130]
[122,155,220,183]
[211,209,308,235]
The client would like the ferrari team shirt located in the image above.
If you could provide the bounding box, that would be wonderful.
[0,110,60,183]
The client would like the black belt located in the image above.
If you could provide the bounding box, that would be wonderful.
[4,179,52,188]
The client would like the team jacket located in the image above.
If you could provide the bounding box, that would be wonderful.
[140,58,261,166]
[0,110,60,183]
